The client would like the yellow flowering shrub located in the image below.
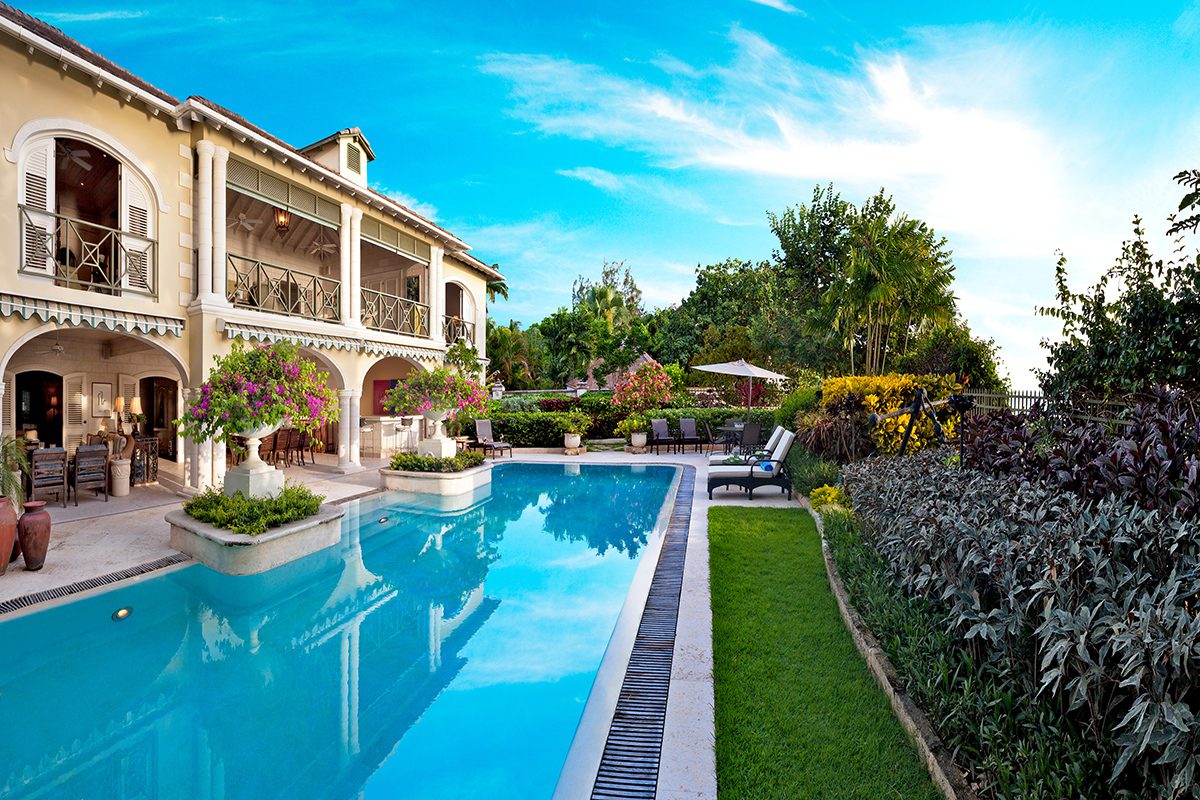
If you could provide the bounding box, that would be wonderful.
[809,484,848,511]
[821,373,961,456]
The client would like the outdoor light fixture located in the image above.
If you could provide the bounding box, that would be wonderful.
[273,207,291,234]
[111,607,132,621]
[378,516,389,525]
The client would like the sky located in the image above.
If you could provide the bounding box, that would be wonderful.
[31,0,1200,386]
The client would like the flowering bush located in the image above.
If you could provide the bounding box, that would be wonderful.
[612,359,673,412]
[383,367,488,417]
[821,373,961,456]
[177,341,338,446]
[614,414,648,440]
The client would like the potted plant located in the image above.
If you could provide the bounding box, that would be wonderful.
[0,436,29,574]
[177,340,339,498]
[384,367,488,458]
[615,415,649,448]
[563,415,589,450]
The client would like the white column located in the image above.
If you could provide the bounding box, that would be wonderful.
[349,388,362,466]
[339,204,352,324]
[194,141,215,305]
[336,389,353,470]
[212,439,226,487]
[429,244,445,343]
[211,146,229,302]
[349,209,363,326]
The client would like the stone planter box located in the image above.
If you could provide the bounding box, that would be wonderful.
[167,504,345,576]
[379,462,493,496]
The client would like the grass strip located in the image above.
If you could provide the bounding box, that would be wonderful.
[709,506,939,800]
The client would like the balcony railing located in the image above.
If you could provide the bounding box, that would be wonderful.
[361,288,429,337]
[443,315,476,345]
[19,205,157,297]
[226,254,341,322]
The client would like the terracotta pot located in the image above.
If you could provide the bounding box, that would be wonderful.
[0,498,17,575]
[17,501,51,571]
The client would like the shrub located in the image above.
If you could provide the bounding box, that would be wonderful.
[613,359,674,411]
[577,392,625,438]
[460,411,591,447]
[537,396,579,412]
[614,414,648,441]
[794,411,872,464]
[384,367,488,417]
[833,450,1200,798]
[777,386,820,427]
[183,483,324,536]
[785,446,841,495]
[818,373,961,456]
[807,484,846,511]
[389,450,486,473]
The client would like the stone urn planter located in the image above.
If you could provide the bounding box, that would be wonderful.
[630,432,648,448]
[418,409,456,458]
[110,458,132,497]
[564,432,582,449]
[224,421,283,499]
[17,500,50,571]
[0,498,17,575]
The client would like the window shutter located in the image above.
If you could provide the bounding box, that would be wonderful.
[121,172,154,292]
[64,373,86,451]
[346,143,362,174]
[1,372,13,438]
[20,139,56,276]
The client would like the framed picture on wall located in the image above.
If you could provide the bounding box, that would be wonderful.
[91,382,113,418]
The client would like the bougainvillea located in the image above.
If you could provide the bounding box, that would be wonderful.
[383,367,488,417]
[177,340,339,445]
[612,359,674,412]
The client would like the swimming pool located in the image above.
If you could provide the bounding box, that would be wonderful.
[0,462,678,800]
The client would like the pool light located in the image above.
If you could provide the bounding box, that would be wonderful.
[111,607,132,621]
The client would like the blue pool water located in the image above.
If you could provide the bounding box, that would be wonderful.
[0,462,677,800]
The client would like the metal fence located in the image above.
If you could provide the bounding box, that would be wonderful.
[964,389,1128,428]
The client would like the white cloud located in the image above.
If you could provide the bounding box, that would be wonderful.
[556,166,623,191]
[36,9,146,22]
[482,25,1196,386]
[373,185,439,221]
[748,0,805,14]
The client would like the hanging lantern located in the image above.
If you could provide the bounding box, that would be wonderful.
[273,207,291,234]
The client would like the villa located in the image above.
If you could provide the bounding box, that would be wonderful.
[0,3,502,495]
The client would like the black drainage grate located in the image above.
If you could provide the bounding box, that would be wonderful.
[0,552,191,616]
[592,466,694,800]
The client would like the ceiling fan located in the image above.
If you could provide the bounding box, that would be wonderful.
[40,333,68,358]
[56,141,92,171]
[307,232,337,261]
[228,213,262,232]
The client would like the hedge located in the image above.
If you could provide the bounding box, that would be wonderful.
[183,483,323,536]
[460,411,590,447]
[389,450,486,472]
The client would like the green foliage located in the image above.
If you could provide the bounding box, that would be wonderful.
[709,507,939,799]
[1037,178,1200,397]
[784,446,840,496]
[807,484,847,511]
[388,450,486,473]
[0,435,29,506]
[183,483,324,536]
[445,339,483,377]
[836,450,1200,797]
[892,322,1008,392]
[460,411,591,447]
[776,387,820,427]
[612,358,674,411]
[614,414,648,440]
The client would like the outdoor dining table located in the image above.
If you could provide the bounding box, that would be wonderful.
[716,424,744,454]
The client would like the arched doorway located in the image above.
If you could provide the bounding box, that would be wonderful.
[2,327,188,463]
[360,355,425,460]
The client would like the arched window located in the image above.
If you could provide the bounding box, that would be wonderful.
[19,134,156,296]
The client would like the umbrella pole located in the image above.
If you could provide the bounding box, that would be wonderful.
[746,376,753,422]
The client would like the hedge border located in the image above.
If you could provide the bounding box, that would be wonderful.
[804,502,979,800]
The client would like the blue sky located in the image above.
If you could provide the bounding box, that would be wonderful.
[33,0,1200,385]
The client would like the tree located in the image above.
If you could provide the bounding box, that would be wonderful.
[768,183,853,311]
[486,280,509,304]
[892,322,1008,392]
[1037,171,1200,397]
[485,319,536,388]
[572,260,643,316]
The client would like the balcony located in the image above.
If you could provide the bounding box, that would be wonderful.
[226,254,341,322]
[443,315,476,345]
[361,287,429,337]
[19,205,157,297]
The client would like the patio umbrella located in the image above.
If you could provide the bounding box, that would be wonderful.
[691,359,788,420]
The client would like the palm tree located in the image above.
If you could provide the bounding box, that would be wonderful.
[486,320,534,387]
[486,280,509,304]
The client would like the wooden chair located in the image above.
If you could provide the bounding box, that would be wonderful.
[296,431,311,466]
[30,447,68,508]
[473,419,513,459]
[71,444,109,505]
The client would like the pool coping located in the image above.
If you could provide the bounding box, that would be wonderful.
[0,486,388,619]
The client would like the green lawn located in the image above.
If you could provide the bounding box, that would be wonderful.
[709,506,939,800]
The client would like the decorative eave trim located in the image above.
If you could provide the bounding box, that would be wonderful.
[218,320,445,364]
[0,293,185,336]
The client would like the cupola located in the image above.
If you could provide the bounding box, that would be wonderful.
[299,127,375,187]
